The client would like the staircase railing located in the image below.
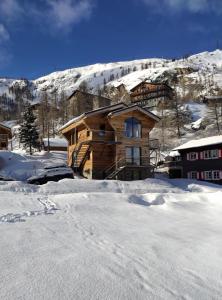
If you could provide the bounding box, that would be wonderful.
[104,155,155,179]
[104,157,126,179]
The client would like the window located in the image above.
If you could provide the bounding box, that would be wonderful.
[189,152,198,160]
[204,171,212,180]
[124,117,141,138]
[189,171,198,179]
[126,147,141,166]
[212,170,220,180]
[204,149,218,159]
[204,170,221,181]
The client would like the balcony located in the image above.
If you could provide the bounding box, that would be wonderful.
[91,130,116,143]
[131,90,172,101]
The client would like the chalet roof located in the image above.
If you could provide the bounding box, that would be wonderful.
[42,138,68,148]
[0,123,12,132]
[67,89,111,103]
[204,95,222,100]
[108,104,160,122]
[130,80,172,92]
[59,103,127,131]
[174,135,222,151]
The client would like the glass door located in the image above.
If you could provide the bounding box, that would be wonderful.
[125,147,141,166]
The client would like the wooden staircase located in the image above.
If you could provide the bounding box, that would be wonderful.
[73,143,90,169]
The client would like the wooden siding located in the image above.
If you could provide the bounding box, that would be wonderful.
[0,125,12,150]
[177,143,222,185]
[109,110,156,166]
[130,82,173,106]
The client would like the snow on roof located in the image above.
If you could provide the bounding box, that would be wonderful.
[174,135,222,151]
[42,138,68,148]
[59,103,127,131]
[169,150,180,157]
[0,122,11,130]
[59,115,83,131]
[108,104,160,122]
[205,95,222,100]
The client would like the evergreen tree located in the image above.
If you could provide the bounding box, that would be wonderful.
[19,104,39,155]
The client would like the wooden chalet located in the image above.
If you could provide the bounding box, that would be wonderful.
[60,103,160,180]
[0,123,12,150]
[203,95,222,105]
[67,90,112,118]
[169,136,222,184]
[130,81,173,108]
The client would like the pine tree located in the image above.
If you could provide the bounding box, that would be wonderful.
[19,104,39,155]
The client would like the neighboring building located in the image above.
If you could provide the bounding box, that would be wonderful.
[203,95,222,105]
[0,123,12,150]
[67,90,112,118]
[164,151,182,178]
[60,103,160,180]
[130,81,173,108]
[42,137,68,152]
[171,136,222,184]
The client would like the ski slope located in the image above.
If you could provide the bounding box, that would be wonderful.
[0,178,222,299]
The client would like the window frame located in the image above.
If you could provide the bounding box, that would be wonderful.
[189,152,198,161]
[125,147,141,166]
[203,149,219,160]
[124,117,142,139]
[190,171,198,179]
[212,170,220,180]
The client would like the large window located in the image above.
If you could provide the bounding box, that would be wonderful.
[204,170,220,180]
[124,117,141,138]
[189,171,198,179]
[126,147,141,166]
[204,149,219,159]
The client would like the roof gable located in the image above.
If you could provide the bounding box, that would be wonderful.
[130,81,172,92]
[67,89,111,103]
[108,105,160,122]
[59,103,128,131]
[0,123,11,132]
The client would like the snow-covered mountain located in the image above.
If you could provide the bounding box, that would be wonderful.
[1,49,222,107]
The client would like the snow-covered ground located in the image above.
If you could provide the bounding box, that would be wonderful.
[0,150,68,181]
[0,178,222,299]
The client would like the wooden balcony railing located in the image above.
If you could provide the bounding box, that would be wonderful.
[131,89,172,100]
[91,130,115,142]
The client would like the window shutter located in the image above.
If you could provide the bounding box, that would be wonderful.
[219,149,222,158]
[201,172,204,180]
[220,171,222,179]
[197,172,200,180]
[187,153,190,161]
[200,152,203,160]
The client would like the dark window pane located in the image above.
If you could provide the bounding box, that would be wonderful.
[124,117,141,138]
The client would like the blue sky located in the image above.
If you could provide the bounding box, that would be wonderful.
[0,0,221,79]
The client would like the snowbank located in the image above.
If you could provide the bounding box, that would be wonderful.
[0,178,222,299]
